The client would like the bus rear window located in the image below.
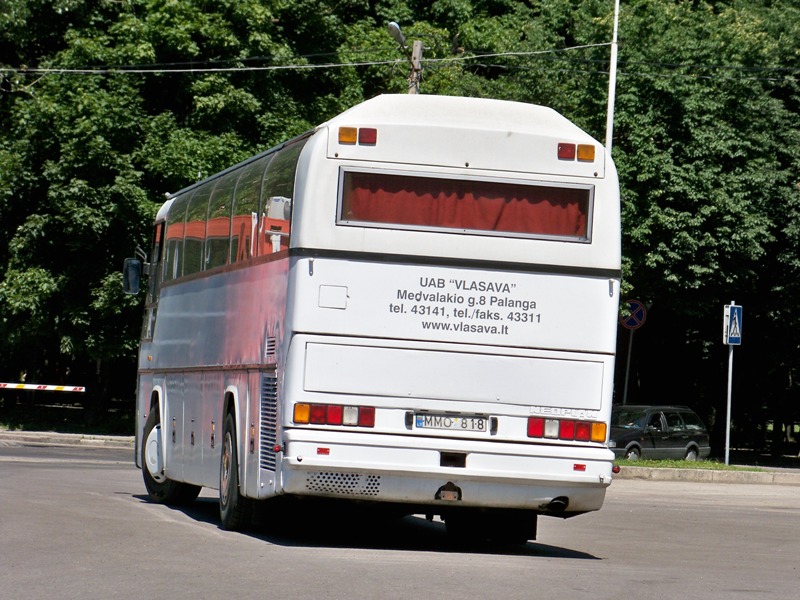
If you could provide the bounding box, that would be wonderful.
[339,171,592,241]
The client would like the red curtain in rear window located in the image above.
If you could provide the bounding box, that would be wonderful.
[341,172,590,239]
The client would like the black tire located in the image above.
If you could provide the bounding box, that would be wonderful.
[141,407,201,505]
[219,412,254,531]
[624,446,641,461]
[685,447,699,461]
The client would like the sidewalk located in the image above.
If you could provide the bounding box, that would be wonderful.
[0,429,134,449]
[615,464,800,486]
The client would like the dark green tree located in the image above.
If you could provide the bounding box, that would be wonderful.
[1,0,798,448]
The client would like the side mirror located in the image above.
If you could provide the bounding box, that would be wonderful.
[122,258,142,295]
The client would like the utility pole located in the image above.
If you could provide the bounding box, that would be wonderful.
[605,0,621,154]
[408,39,423,94]
[388,22,423,94]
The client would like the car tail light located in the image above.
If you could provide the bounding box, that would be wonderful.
[528,416,607,443]
[293,403,375,428]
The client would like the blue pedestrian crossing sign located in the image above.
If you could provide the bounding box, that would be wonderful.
[723,303,743,345]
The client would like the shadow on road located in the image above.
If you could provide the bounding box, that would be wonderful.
[135,494,599,560]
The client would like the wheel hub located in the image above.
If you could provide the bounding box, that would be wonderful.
[145,423,165,482]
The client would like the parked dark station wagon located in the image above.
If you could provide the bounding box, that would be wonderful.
[609,405,711,461]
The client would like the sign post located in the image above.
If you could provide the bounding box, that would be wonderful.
[620,300,647,405]
[722,301,743,465]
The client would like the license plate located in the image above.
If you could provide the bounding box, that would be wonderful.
[415,413,489,432]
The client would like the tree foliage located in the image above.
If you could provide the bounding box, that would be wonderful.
[1,0,798,445]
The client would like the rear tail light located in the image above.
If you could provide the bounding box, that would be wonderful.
[527,417,544,438]
[527,417,607,443]
[326,404,343,425]
[575,421,591,441]
[293,403,375,428]
[357,406,376,428]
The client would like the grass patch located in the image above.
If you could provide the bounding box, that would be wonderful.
[614,459,763,472]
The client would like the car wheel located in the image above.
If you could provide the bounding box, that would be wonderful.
[624,446,641,461]
[684,447,699,461]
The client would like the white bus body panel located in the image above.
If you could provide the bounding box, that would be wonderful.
[134,95,621,519]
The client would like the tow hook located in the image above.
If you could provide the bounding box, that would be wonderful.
[435,481,462,502]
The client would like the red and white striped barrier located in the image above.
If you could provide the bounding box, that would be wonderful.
[0,383,85,393]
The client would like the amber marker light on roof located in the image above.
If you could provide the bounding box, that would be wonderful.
[577,144,596,162]
[338,126,358,144]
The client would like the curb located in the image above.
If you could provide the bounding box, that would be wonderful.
[3,430,800,485]
[615,465,800,486]
[0,430,134,449]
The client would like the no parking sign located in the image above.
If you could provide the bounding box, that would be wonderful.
[620,299,646,330]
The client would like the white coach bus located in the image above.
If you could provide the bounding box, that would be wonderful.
[123,94,621,542]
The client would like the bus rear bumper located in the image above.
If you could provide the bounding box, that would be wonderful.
[273,430,613,515]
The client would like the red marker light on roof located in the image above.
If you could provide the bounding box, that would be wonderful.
[358,128,377,145]
[558,143,576,160]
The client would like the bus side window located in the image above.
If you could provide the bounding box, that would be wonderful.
[148,221,165,303]
[163,191,192,282]
[231,155,271,264]
[206,171,237,270]
[259,139,306,254]
[184,184,213,277]
[263,196,291,253]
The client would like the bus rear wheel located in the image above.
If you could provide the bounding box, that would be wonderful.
[141,408,201,505]
[219,412,254,531]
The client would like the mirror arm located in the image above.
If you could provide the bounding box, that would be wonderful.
[134,245,152,276]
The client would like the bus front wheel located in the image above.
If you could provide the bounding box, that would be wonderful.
[141,408,201,505]
[219,412,254,531]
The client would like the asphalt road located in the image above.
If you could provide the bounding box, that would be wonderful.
[1,444,799,600]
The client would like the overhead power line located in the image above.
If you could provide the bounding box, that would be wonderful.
[2,42,796,84]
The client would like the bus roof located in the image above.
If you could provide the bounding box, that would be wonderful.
[325,94,593,141]
[321,94,607,178]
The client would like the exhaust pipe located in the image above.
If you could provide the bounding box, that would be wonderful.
[546,496,569,513]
